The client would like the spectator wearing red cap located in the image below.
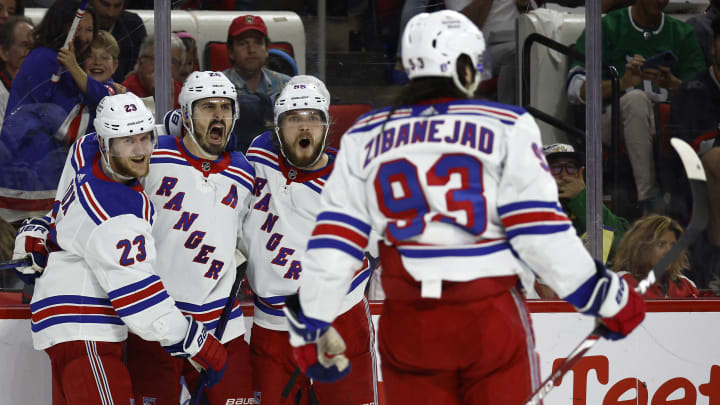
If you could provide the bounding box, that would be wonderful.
[223,14,290,96]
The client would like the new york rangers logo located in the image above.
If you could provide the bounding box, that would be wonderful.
[202,161,211,171]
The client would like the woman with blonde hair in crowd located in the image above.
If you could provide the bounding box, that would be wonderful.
[613,215,698,298]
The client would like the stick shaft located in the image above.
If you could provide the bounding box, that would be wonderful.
[190,261,248,405]
[50,0,89,83]
[0,258,31,271]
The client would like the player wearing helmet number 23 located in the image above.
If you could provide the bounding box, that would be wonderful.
[27,92,228,405]
[284,10,646,405]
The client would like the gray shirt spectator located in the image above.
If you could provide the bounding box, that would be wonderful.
[222,15,289,96]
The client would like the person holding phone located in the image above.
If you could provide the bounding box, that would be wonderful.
[566,0,705,217]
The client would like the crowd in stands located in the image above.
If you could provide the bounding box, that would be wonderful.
[0,0,719,301]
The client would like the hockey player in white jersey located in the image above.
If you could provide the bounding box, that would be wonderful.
[126,71,257,405]
[281,10,647,405]
[241,75,378,405]
[23,93,228,405]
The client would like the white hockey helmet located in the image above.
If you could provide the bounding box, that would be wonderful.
[273,77,330,127]
[93,92,156,179]
[401,10,485,97]
[285,75,331,104]
[273,77,331,167]
[179,71,238,156]
[94,92,155,142]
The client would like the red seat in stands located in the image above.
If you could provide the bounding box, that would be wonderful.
[327,104,373,150]
[204,41,295,72]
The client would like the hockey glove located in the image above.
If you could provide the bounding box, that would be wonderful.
[601,285,646,341]
[283,294,351,382]
[164,316,228,387]
[12,217,50,284]
[570,260,646,341]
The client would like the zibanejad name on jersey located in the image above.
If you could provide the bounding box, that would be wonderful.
[363,118,495,168]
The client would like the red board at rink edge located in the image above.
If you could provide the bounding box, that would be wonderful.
[2,299,720,319]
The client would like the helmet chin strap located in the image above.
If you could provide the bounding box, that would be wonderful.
[451,63,481,98]
[100,146,134,182]
[182,107,236,160]
[274,124,329,169]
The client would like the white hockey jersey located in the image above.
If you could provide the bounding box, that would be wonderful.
[31,135,189,350]
[142,135,255,342]
[297,99,604,324]
[241,132,372,331]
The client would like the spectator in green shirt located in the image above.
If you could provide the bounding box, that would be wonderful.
[544,143,630,261]
[566,0,706,214]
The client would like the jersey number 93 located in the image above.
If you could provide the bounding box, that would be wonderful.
[374,153,487,242]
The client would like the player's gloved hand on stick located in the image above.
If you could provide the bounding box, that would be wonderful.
[12,216,50,284]
[600,284,646,341]
[164,316,228,387]
[283,293,351,382]
[574,260,646,341]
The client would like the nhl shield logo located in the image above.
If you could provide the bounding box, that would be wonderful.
[288,169,297,180]
[202,161,211,171]
[142,397,156,405]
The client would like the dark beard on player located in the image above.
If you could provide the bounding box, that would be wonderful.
[197,120,228,156]
[282,136,324,168]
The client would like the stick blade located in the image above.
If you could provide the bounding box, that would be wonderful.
[671,138,706,181]
[649,137,709,291]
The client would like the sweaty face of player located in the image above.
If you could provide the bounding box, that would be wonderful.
[107,132,155,179]
[278,109,327,169]
[190,97,234,156]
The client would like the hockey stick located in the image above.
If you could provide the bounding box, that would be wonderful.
[638,139,708,295]
[524,138,708,405]
[51,0,89,83]
[0,258,31,271]
[281,367,320,405]
[281,367,301,399]
[189,260,248,405]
